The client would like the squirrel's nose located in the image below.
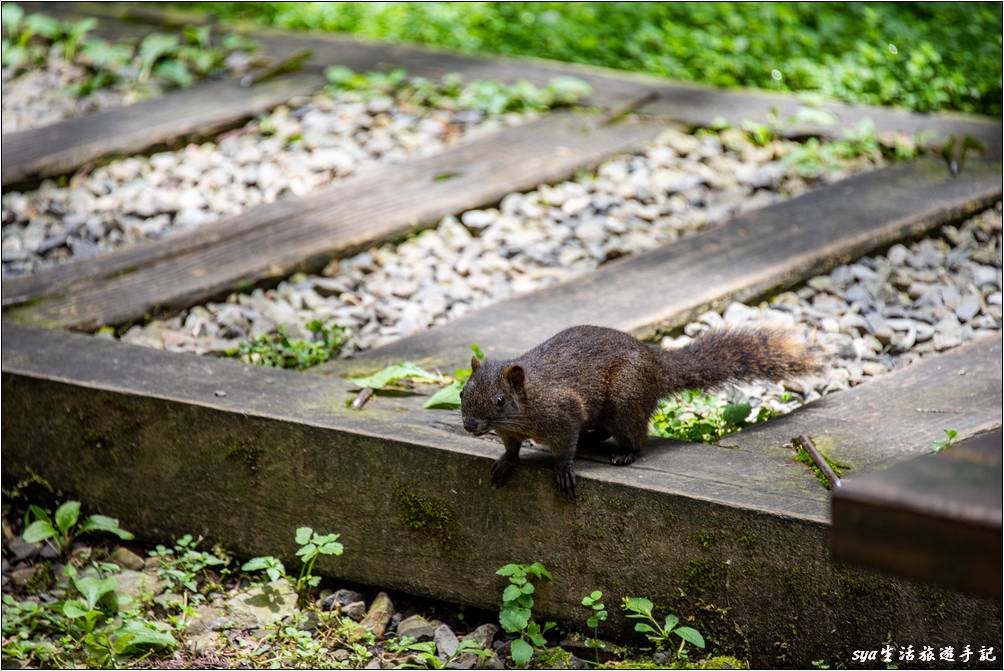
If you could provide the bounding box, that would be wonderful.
[463,417,479,433]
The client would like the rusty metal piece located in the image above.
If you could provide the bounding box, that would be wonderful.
[351,386,374,410]
[795,433,842,489]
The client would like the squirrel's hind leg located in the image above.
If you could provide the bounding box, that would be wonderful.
[605,411,650,466]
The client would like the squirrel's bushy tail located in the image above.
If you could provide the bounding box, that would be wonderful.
[658,327,820,395]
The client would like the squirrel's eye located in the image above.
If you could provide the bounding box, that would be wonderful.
[494,394,506,409]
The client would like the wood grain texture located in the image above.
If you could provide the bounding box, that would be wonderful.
[320,157,1002,376]
[3,115,662,327]
[832,428,1002,597]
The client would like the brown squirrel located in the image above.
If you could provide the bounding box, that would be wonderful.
[460,324,819,497]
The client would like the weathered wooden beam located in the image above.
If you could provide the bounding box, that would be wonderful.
[319,157,1002,375]
[1,73,324,187]
[3,325,1000,665]
[2,114,662,325]
[832,428,1002,598]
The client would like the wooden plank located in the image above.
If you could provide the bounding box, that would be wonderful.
[718,335,1003,476]
[3,114,663,328]
[3,325,1000,665]
[640,89,1003,160]
[831,428,1002,598]
[1,73,324,187]
[318,157,1002,376]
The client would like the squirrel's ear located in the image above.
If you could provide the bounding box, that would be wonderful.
[471,355,481,371]
[504,365,525,395]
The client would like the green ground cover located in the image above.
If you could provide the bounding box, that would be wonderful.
[187,1,1002,116]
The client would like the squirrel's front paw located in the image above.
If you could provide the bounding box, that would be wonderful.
[490,454,520,487]
[554,460,577,498]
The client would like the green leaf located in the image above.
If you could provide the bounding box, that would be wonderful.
[62,599,91,619]
[221,33,257,53]
[526,625,547,647]
[674,626,705,649]
[73,575,118,611]
[79,514,134,540]
[21,520,56,544]
[527,562,551,580]
[623,596,653,616]
[325,64,356,86]
[470,343,485,360]
[318,540,344,556]
[80,38,131,67]
[349,361,448,390]
[499,606,531,633]
[545,76,592,105]
[295,543,317,559]
[112,620,177,653]
[154,59,193,87]
[28,505,52,525]
[183,25,211,48]
[23,13,60,38]
[496,564,522,577]
[502,584,522,602]
[634,622,656,634]
[139,32,179,77]
[509,638,533,667]
[242,556,285,578]
[664,614,680,631]
[722,403,751,427]
[54,501,81,535]
[424,380,463,409]
[1,3,24,33]
[520,582,535,595]
[295,527,314,545]
[1,43,28,69]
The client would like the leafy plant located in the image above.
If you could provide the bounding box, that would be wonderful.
[1,4,258,98]
[581,590,608,660]
[230,320,345,369]
[649,390,777,443]
[324,67,592,115]
[242,555,285,582]
[22,501,133,557]
[399,638,491,669]
[496,562,555,667]
[292,526,343,594]
[148,534,228,599]
[1,563,176,668]
[932,428,958,453]
[242,526,343,603]
[622,596,705,659]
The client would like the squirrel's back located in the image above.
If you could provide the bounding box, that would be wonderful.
[516,324,818,404]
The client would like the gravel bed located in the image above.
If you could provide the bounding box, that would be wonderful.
[657,205,1003,417]
[113,127,884,355]
[1,49,163,132]
[1,91,527,275]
